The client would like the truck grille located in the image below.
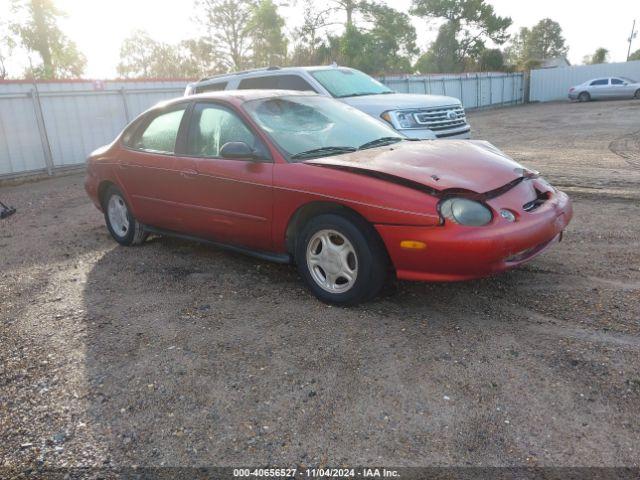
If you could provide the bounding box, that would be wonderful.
[413,106,467,132]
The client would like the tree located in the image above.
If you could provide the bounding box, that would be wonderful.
[477,48,504,71]
[197,0,257,70]
[505,19,568,69]
[117,31,221,79]
[414,22,460,73]
[0,21,14,79]
[584,47,609,65]
[630,48,640,61]
[290,0,334,65]
[411,0,512,71]
[9,0,86,78]
[247,0,287,67]
[360,2,418,73]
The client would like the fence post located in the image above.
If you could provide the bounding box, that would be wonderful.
[459,76,463,103]
[489,74,493,106]
[501,74,505,106]
[423,78,428,95]
[442,76,446,95]
[120,87,131,123]
[29,89,55,176]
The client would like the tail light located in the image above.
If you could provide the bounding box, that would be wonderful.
[569,87,575,93]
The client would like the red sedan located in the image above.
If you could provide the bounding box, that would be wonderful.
[85,90,573,305]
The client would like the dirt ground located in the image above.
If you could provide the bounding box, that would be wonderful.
[1,99,639,470]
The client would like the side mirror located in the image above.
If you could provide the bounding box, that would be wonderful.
[220,141,254,159]
[219,141,268,162]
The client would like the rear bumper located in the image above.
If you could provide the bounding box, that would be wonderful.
[84,171,103,211]
[376,190,573,282]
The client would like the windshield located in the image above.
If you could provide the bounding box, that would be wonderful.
[311,68,394,98]
[243,95,404,161]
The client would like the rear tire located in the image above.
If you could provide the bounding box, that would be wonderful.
[634,89,640,99]
[103,185,147,246]
[295,213,388,306]
[578,92,591,102]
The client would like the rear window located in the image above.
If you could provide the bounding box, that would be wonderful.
[195,81,228,93]
[238,75,315,92]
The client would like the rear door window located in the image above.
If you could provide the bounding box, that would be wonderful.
[590,79,609,86]
[195,81,228,93]
[238,75,316,92]
[129,107,187,154]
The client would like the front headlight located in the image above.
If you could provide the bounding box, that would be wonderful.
[381,110,421,129]
[440,198,493,226]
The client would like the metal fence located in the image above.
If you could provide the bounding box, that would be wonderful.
[0,80,186,178]
[0,72,524,179]
[530,60,640,102]
[379,72,524,109]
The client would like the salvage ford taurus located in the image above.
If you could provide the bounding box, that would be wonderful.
[85,90,573,305]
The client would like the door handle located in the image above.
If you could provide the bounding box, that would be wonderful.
[180,169,198,178]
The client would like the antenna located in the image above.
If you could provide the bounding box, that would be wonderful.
[628,19,637,61]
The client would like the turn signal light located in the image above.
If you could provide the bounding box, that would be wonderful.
[400,240,427,250]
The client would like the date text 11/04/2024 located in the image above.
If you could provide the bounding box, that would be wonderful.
[233,468,400,478]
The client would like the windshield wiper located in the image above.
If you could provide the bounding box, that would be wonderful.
[358,137,404,150]
[291,146,357,160]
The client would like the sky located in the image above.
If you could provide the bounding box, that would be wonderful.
[1,0,638,78]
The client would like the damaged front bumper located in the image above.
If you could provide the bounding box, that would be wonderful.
[376,188,573,282]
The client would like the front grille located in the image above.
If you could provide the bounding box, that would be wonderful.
[413,106,467,131]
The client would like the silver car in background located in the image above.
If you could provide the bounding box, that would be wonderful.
[569,77,640,102]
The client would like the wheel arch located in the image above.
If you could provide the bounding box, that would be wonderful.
[97,180,117,209]
[284,201,390,262]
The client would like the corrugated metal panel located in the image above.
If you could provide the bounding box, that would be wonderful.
[378,72,524,109]
[0,80,187,177]
[530,60,640,102]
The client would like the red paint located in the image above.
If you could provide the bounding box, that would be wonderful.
[85,91,573,282]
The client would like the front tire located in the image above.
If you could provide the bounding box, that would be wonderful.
[103,185,147,246]
[295,213,388,305]
[634,89,640,99]
[578,92,591,102]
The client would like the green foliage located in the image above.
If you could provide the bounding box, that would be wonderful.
[630,49,640,61]
[505,19,568,70]
[304,2,417,74]
[117,31,221,79]
[411,0,511,72]
[289,0,333,66]
[477,48,504,71]
[197,0,257,70]
[583,48,609,65]
[9,0,86,79]
[247,0,288,67]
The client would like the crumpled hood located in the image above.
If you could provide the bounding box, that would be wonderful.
[304,140,527,194]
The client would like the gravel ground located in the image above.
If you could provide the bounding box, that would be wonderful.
[1,99,639,470]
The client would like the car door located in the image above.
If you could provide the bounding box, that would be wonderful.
[176,101,274,251]
[117,103,194,231]
[610,77,633,98]
[588,78,609,99]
